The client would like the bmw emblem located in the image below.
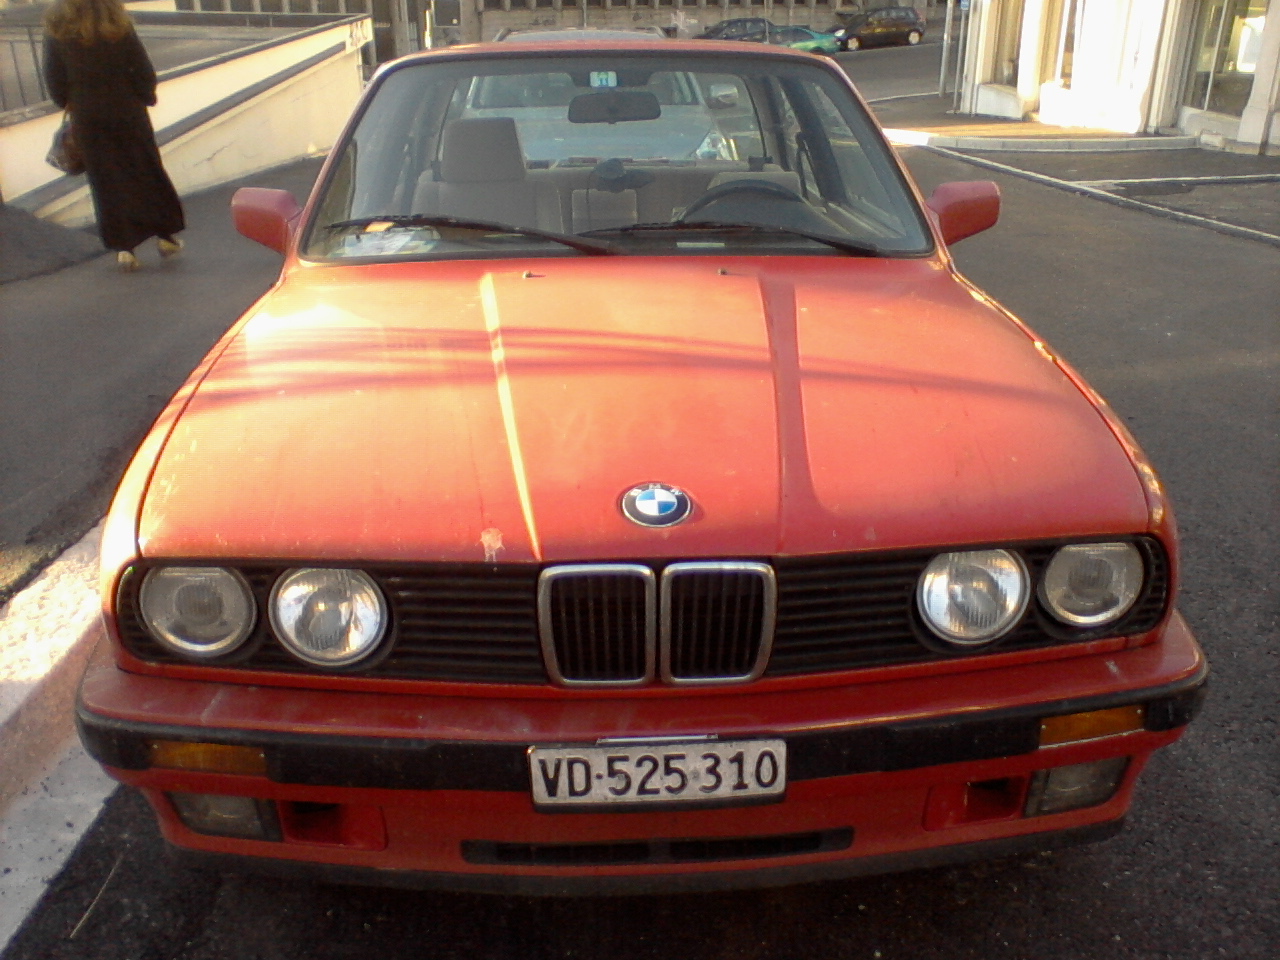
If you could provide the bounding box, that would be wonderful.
[620,482,692,528]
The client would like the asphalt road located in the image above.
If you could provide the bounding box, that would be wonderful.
[4,42,1279,960]
[838,37,946,101]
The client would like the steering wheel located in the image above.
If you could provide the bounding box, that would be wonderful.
[679,179,806,221]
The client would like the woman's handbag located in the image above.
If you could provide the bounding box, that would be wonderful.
[46,112,84,175]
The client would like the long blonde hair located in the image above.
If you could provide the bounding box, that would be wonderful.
[45,0,134,44]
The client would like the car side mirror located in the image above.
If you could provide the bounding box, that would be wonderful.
[926,180,1000,245]
[706,84,740,109]
[232,187,302,254]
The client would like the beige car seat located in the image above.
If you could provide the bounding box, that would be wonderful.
[413,118,562,232]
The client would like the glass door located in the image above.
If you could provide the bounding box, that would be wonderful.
[1182,0,1268,117]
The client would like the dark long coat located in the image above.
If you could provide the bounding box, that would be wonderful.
[43,28,184,251]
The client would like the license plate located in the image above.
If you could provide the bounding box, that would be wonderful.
[529,739,787,808]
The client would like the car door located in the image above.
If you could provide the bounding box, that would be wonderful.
[890,9,913,43]
[868,9,894,43]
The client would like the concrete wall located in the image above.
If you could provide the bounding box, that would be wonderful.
[1,16,371,221]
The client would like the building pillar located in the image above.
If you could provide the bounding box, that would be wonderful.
[1236,0,1280,149]
[959,0,999,114]
[461,0,481,41]
[1015,0,1050,114]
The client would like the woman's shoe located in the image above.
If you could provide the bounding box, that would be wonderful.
[157,237,184,259]
[117,251,140,272]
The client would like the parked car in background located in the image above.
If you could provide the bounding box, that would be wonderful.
[831,5,927,51]
[79,38,1206,896]
[696,17,775,42]
[770,25,842,56]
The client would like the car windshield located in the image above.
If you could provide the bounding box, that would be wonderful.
[303,52,932,261]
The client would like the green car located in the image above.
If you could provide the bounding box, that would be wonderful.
[771,25,842,56]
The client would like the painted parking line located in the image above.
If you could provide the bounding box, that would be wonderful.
[0,523,116,952]
[1074,174,1280,188]
[0,743,115,953]
[919,145,1280,249]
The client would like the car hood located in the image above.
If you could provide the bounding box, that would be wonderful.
[137,257,1149,563]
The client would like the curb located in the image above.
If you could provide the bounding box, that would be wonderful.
[885,128,1201,153]
[0,524,103,815]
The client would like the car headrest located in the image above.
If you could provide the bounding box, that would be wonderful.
[439,118,527,183]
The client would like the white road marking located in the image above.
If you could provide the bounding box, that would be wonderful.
[0,523,115,952]
[917,145,1280,247]
[0,740,115,953]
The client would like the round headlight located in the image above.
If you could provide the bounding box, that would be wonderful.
[269,568,387,667]
[918,549,1029,646]
[1040,542,1144,626]
[139,567,256,659]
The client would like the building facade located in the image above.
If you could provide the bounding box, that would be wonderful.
[453,0,866,43]
[957,0,1278,152]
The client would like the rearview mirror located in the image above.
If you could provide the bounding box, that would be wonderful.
[568,91,661,124]
[926,181,1000,245]
[232,187,302,254]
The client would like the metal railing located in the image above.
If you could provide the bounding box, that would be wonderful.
[0,26,49,113]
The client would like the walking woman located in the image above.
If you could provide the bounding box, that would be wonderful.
[43,0,184,271]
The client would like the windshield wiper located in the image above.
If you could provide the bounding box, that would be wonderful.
[582,220,884,257]
[325,215,621,257]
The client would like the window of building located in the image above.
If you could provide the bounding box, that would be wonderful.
[1182,0,1268,117]
[1052,0,1085,89]
[991,0,1026,87]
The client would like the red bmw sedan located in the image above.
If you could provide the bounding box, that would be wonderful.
[78,40,1206,894]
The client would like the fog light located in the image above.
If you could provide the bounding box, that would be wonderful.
[150,740,267,776]
[169,792,279,840]
[1025,758,1128,816]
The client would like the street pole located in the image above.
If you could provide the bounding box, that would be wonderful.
[939,0,954,95]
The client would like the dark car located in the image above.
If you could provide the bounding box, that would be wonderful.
[696,17,776,43]
[832,5,927,51]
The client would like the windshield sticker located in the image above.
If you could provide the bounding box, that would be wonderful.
[338,232,425,256]
[589,71,618,89]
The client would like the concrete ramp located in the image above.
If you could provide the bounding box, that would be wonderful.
[0,11,372,226]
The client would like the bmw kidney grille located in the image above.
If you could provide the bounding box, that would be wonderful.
[538,562,776,686]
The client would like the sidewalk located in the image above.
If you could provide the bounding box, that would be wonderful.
[873,92,1200,152]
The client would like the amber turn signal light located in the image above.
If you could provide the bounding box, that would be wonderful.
[149,740,268,776]
[1039,705,1145,746]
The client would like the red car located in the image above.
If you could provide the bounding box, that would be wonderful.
[79,40,1205,894]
